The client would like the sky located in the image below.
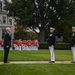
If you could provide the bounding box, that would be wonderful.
[9,0,11,2]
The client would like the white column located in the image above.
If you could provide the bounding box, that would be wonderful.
[12,18,14,40]
[0,28,2,40]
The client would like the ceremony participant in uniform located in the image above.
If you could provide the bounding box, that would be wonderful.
[14,40,18,50]
[10,41,13,50]
[33,40,36,50]
[18,39,22,51]
[29,40,35,50]
[12,40,15,50]
[34,40,39,51]
[22,40,25,50]
[71,26,75,63]
[29,40,32,50]
[3,27,11,63]
[24,40,30,50]
[24,40,28,50]
[0,40,3,50]
[27,40,31,50]
[47,27,56,63]
[1,41,4,50]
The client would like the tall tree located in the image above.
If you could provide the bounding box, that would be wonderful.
[4,0,75,42]
[14,25,38,40]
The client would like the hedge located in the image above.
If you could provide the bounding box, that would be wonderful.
[39,42,71,50]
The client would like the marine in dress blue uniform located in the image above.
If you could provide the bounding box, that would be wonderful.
[47,27,55,63]
[71,26,75,63]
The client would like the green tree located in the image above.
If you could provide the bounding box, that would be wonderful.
[4,0,75,42]
[14,25,38,40]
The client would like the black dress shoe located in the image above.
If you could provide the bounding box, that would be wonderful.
[49,61,55,63]
[71,61,75,63]
[4,61,10,63]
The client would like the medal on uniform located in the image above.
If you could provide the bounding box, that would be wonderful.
[72,33,75,36]
[50,34,52,36]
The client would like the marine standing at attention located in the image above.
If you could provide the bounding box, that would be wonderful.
[71,26,75,63]
[47,27,56,63]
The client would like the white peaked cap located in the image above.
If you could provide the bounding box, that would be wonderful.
[50,27,55,30]
[72,26,75,29]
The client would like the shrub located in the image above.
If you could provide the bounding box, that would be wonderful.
[39,42,71,50]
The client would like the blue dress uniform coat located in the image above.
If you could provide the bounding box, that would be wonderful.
[3,32,11,63]
[47,33,55,46]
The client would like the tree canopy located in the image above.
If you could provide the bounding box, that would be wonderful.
[4,0,75,42]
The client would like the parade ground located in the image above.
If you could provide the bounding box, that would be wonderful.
[0,50,73,61]
[0,50,75,75]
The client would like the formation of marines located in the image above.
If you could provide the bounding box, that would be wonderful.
[0,40,39,51]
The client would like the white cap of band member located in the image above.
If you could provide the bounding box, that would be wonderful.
[50,27,55,30]
[72,26,75,29]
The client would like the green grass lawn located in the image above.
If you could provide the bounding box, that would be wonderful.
[0,64,75,75]
[0,50,73,61]
[0,50,75,75]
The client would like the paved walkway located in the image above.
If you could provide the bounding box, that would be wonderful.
[0,61,74,64]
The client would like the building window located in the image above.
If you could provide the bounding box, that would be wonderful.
[0,2,2,11]
[3,16,6,24]
[2,29,6,39]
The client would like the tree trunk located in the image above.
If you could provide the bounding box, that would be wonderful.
[39,28,45,42]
